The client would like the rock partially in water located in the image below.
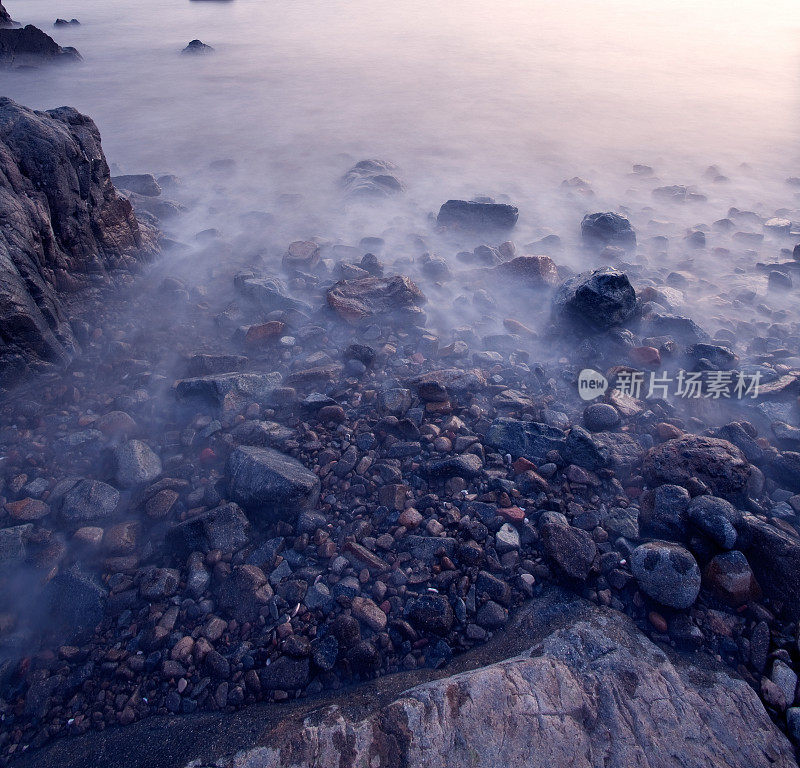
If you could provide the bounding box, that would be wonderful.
[182,39,214,55]
[437,199,519,231]
[0,98,155,383]
[552,267,636,331]
[341,159,404,198]
[111,173,161,197]
[0,25,82,67]
[581,211,636,249]
[175,371,282,410]
[491,255,559,287]
[327,274,426,323]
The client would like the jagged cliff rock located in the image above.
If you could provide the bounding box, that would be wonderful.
[0,98,157,382]
[194,593,796,768]
[0,1,15,27]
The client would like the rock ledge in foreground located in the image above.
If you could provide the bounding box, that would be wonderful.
[189,593,795,768]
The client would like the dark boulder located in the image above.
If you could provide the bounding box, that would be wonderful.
[485,418,565,462]
[227,446,320,523]
[686,495,741,549]
[0,98,155,382]
[404,594,454,635]
[437,200,518,231]
[642,313,710,344]
[258,656,309,691]
[0,25,81,67]
[552,267,636,331]
[642,435,751,498]
[769,451,800,492]
[541,522,597,580]
[581,212,636,249]
[43,567,107,642]
[174,372,281,410]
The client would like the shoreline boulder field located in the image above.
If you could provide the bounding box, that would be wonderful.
[1,8,800,767]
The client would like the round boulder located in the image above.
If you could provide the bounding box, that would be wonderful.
[631,542,701,609]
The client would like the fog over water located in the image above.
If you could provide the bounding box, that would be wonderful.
[2,0,800,363]
[4,0,799,246]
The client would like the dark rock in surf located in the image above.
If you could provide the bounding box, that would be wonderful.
[0,98,156,383]
[437,199,519,231]
[54,19,80,27]
[182,39,214,55]
[0,25,82,67]
[552,267,636,331]
[581,211,636,249]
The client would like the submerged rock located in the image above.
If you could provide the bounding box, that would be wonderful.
[0,25,81,67]
[552,267,636,331]
[341,159,403,198]
[437,199,519,230]
[0,98,155,382]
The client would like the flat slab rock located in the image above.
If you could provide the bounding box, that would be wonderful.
[187,594,794,768]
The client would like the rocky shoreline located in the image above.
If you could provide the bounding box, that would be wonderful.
[1,78,800,767]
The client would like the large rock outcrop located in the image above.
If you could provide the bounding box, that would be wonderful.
[0,98,156,382]
[189,593,795,768]
[0,25,81,67]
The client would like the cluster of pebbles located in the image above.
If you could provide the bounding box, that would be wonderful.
[1,162,800,762]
